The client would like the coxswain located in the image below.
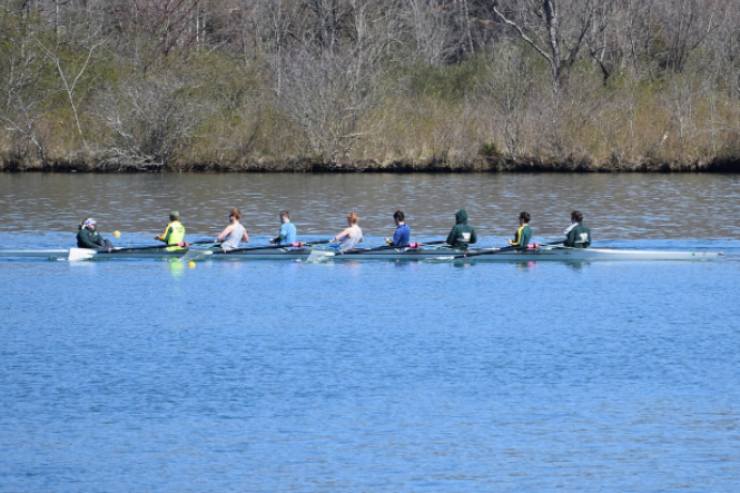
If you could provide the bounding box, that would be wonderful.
[563,210,591,248]
[217,208,249,251]
[271,210,297,245]
[446,209,477,249]
[332,211,363,252]
[76,218,113,251]
[508,211,533,250]
[386,210,411,247]
[155,211,186,250]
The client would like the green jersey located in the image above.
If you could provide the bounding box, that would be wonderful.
[565,223,591,248]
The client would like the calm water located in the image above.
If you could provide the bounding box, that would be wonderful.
[1,173,739,492]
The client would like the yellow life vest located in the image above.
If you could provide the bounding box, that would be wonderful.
[162,220,186,250]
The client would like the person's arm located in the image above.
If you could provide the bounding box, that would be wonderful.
[508,228,522,247]
[156,225,171,243]
[333,227,351,242]
[276,224,288,244]
[446,226,457,246]
[469,228,477,245]
[242,229,249,243]
[217,224,234,242]
[392,228,402,247]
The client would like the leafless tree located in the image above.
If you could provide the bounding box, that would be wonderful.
[488,0,600,93]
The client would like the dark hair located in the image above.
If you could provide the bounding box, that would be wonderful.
[571,210,584,222]
[229,207,241,220]
[280,210,290,218]
[519,211,531,223]
[393,210,405,222]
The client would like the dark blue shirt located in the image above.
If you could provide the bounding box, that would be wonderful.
[392,223,411,247]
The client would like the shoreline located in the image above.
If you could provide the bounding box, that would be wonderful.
[1,156,738,173]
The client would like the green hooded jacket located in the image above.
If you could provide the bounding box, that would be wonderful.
[565,223,591,248]
[446,209,477,248]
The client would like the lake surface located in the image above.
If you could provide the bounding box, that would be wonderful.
[1,173,739,492]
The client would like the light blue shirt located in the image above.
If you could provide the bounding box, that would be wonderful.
[279,222,297,244]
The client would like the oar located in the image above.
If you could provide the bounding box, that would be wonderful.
[343,240,447,255]
[105,239,213,253]
[219,240,329,255]
[452,240,565,260]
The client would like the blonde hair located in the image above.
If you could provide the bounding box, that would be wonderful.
[347,211,359,224]
[229,207,241,220]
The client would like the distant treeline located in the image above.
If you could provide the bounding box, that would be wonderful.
[1,0,738,172]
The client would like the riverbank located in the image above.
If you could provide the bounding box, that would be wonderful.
[1,155,737,173]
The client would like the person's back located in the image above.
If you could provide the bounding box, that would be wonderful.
[157,212,186,250]
[339,224,363,252]
[393,223,410,246]
[221,222,246,251]
[564,211,591,248]
[565,223,591,248]
[279,221,297,244]
[390,210,411,247]
[446,209,477,248]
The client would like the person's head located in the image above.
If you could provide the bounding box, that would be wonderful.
[571,210,584,223]
[519,211,530,224]
[279,210,290,223]
[393,210,405,225]
[347,211,359,226]
[82,218,96,231]
[169,210,180,222]
[229,207,241,222]
[455,209,468,224]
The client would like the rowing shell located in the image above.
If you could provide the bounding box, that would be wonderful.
[0,245,723,262]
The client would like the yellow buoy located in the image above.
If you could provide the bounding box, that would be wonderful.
[187,260,196,269]
[113,230,121,238]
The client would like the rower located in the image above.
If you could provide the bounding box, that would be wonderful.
[271,210,297,245]
[76,218,113,251]
[446,209,477,249]
[508,211,533,250]
[332,211,363,252]
[563,210,591,248]
[386,210,410,247]
[217,208,249,251]
[155,211,186,250]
